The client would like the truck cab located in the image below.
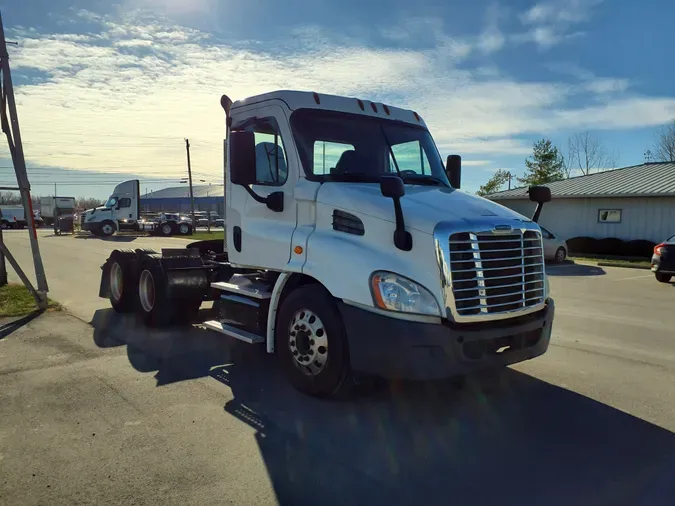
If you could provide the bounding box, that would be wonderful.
[80,180,140,236]
[100,90,554,397]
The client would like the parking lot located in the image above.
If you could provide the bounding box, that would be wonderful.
[2,230,674,505]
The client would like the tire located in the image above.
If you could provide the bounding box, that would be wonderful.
[275,284,352,397]
[178,222,191,236]
[134,248,157,260]
[655,273,672,283]
[99,220,116,237]
[1,220,9,229]
[136,255,173,327]
[554,247,567,263]
[108,249,138,313]
[160,222,174,237]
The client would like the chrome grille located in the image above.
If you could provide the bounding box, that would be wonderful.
[448,230,545,317]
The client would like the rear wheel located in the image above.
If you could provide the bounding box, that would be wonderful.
[160,222,174,236]
[276,285,352,397]
[137,256,173,327]
[655,273,672,283]
[554,247,567,263]
[108,249,137,313]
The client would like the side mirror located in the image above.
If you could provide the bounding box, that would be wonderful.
[229,130,256,186]
[528,185,551,223]
[528,185,551,204]
[380,175,405,198]
[380,176,412,251]
[446,154,461,189]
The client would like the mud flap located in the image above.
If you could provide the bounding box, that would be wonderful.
[99,260,111,298]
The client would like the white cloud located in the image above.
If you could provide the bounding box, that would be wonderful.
[462,160,493,166]
[521,0,604,25]
[7,10,675,179]
[477,3,506,54]
[517,0,603,48]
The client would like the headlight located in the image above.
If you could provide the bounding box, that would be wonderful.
[370,271,440,316]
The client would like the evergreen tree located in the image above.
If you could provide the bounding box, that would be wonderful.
[477,169,510,196]
[519,139,566,186]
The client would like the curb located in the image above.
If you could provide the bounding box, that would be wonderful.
[596,262,652,271]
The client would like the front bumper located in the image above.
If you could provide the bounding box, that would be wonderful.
[339,299,554,380]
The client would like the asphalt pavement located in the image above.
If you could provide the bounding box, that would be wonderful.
[1,229,674,505]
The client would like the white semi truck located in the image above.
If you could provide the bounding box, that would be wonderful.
[99,90,555,397]
[80,180,192,237]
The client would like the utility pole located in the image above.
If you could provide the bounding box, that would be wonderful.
[507,171,512,190]
[185,138,195,229]
[0,11,48,307]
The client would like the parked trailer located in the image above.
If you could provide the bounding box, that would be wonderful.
[40,197,76,226]
[99,90,555,397]
[0,206,27,229]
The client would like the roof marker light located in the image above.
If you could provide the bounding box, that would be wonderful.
[371,102,378,113]
[383,104,390,115]
[413,111,420,122]
[313,92,320,104]
[357,99,365,111]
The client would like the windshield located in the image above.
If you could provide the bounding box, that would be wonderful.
[104,196,118,208]
[290,109,450,186]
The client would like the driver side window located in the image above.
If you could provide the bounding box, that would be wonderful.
[252,117,288,186]
[389,140,430,175]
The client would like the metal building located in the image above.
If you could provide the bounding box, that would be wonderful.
[140,184,224,216]
[487,162,675,243]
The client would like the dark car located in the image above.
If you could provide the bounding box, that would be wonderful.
[651,234,675,283]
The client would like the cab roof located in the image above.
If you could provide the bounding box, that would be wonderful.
[230,90,427,128]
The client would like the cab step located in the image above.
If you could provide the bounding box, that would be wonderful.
[202,320,265,344]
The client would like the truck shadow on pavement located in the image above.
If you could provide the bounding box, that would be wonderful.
[546,263,606,277]
[92,309,675,506]
[74,235,140,242]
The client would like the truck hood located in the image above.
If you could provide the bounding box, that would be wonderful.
[316,183,533,234]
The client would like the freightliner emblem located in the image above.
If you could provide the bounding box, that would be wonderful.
[493,224,513,233]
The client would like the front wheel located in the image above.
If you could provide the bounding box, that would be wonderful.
[99,220,116,237]
[1,220,9,229]
[178,222,191,235]
[275,285,352,397]
[655,273,672,283]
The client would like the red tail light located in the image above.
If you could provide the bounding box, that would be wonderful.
[654,243,665,256]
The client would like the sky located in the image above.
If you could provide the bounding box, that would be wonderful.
[1,0,674,199]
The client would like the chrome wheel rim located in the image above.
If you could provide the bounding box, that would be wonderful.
[102,224,113,235]
[139,270,155,312]
[110,262,123,301]
[288,309,328,376]
[556,249,565,262]
[179,224,189,234]
[162,224,172,235]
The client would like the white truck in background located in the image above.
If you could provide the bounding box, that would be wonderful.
[99,90,555,397]
[40,197,76,226]
[80,180,192,237]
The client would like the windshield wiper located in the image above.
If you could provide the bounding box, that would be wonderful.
[400,174,449,187]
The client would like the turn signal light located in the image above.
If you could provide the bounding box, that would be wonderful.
[654,243,665,256]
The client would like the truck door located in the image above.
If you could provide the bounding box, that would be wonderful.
[227,103,297,270]
[111,180,140,221]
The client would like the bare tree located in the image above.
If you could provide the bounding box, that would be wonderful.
[567,131,618,176]
[653,120,675,162]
